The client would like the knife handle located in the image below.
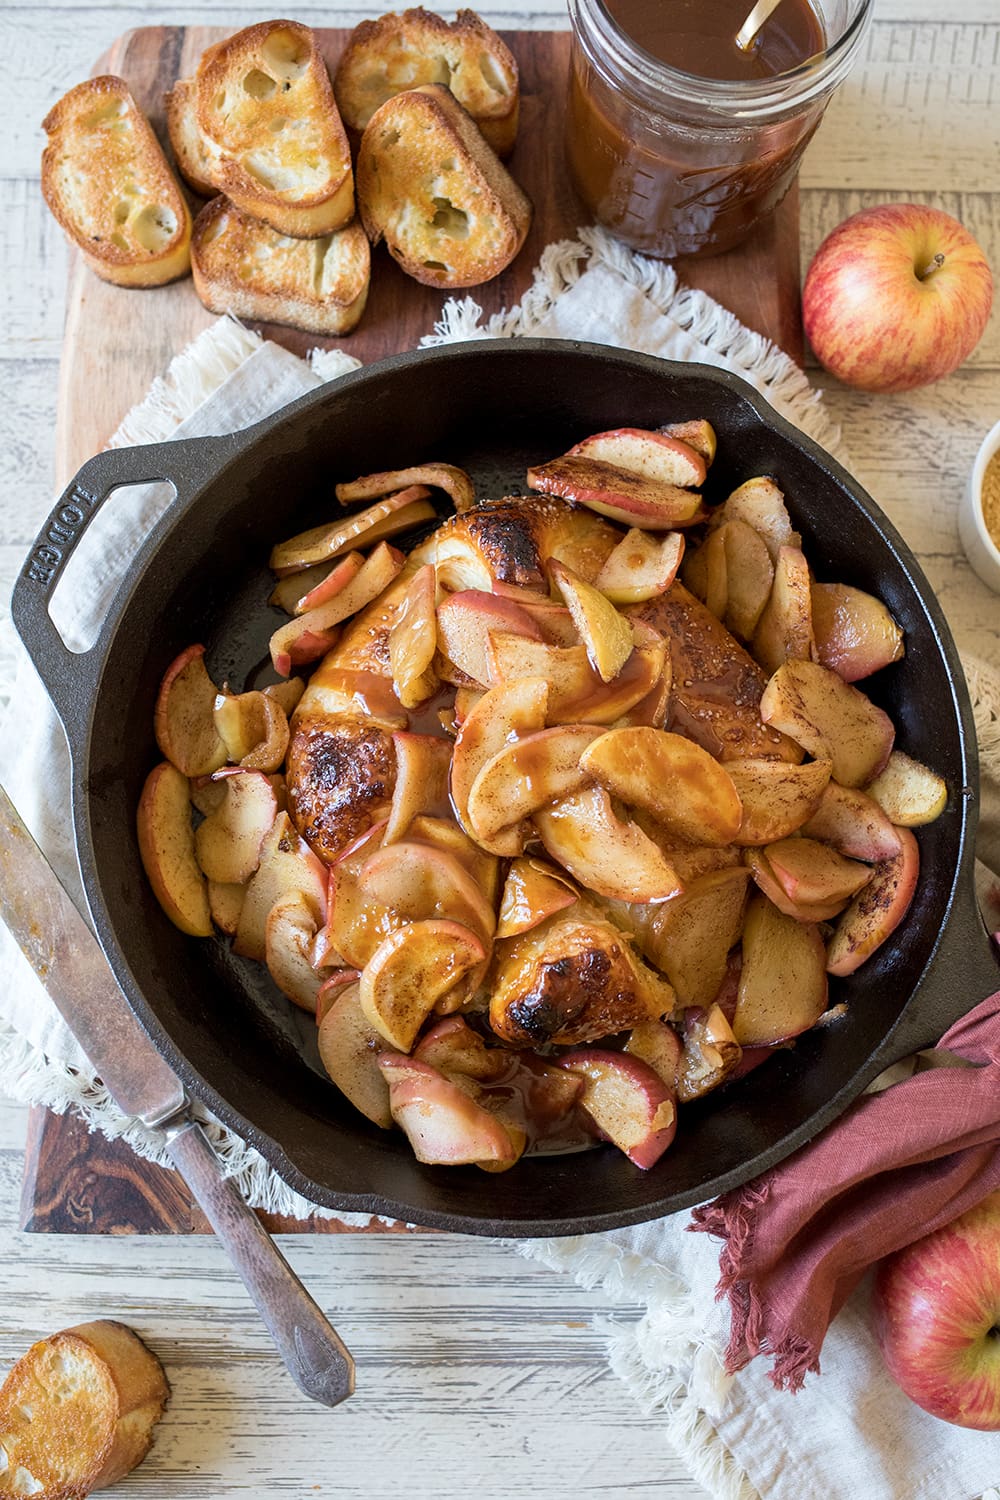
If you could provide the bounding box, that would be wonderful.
[165,1118,355,1408]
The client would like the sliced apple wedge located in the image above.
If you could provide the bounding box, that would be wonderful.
[594,529,685,605]
[208,880,245,935]
[315,967,361,1023]
[568,428,707,489]
[270,485,431,573]
[488,632,667,726]
[269,542,404,675]
[265,895,324,1013]
[154,644,227,777]
[635,866,750,1009]
[383,732,453,844]
[213,691,290,773]
[233,812,327,962]
[549,560,634,682]
[497,858,578,938]
[314,980,392,1127]
[137,761,213,936]
[660,419,716,465]
[700,525,728,621]
[763,837,873,907]
[467,725,602,849]
[377,1054,517,1166]
[744,848,851,923]
[406,815,501,906]
[262,678,305,717]
[526,455,703,530]
[723,477,800,563]
[865,751,947,827]
[336,462,475,513]
[437,589,542,686]
[294,550,367,615]
[512,598,580,646]
[625,1018,682,1091]
[733,893,828,1046]
[358,841,497,943]
[534,785,682,903]
[450,675,548,852]
[556,1050,677,1169]
[360,920,486,1051]
[414,1016,517,1084]
[194,769,277,885]
[724,518,775,641]
[727,757,832,846]
[323,822,404,970]
[752,545,814,676]
[811,582,904,683]
[826,826,919,977]
[580,727,742,847]
[801,780,902,860]
[760,659,895,787]
[675,1004,743,1103]
[388,564,439,708]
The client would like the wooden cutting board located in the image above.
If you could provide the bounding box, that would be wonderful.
[27,23,804,1233]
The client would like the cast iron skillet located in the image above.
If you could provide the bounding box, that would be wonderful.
[12,341,999,1237]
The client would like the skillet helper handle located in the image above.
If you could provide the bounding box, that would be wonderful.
[10,440,230,731]
[164,1117,355,1409]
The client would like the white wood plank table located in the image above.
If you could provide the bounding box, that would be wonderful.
[0,2,997,1495]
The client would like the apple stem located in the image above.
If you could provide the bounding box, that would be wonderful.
[917,252,946,281]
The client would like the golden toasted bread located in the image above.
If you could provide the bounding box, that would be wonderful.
[335,8,519,157]
[42,76,192,287]
[191,20,354,238]
[0,1319,169,1498]
[191,196,370,334]
[165,75,221,197]
[357,83,531,288]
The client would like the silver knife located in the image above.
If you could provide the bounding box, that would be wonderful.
[0,782,354,1408]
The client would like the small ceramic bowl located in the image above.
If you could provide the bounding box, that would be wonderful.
[960,417,1000,593]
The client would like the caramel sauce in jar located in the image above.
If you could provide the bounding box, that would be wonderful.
[566,0,871,259]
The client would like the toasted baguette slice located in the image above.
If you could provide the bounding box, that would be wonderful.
[165,75,222,197]
[357,84,531,288]
[193,20,354,238]
[192,196,370,334]
[335,8,519,157]
[0,1319,169,1498]
[42,76,191,287]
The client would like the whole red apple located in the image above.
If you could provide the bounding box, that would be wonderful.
[872,1190,1000,1429]
[803,205,993,393]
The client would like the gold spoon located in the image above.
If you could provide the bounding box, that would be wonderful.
[735,0,787,51]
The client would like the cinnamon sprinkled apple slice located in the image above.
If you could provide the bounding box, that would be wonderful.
[360,920,487,1052]
[549,560,634,682]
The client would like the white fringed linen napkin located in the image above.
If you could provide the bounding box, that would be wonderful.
[2,226,999,1500]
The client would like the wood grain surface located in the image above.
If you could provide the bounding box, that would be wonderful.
[54,23,803,487]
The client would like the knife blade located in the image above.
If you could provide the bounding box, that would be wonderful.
[0,782,355,1408]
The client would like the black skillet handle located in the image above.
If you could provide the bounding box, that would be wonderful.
[11,439,231,741]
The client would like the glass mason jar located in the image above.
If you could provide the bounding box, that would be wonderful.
[566,0,872,259]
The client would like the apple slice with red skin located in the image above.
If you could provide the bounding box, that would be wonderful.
[723,477,800,563]
[675,1004,743,1103]
[556,1049,677,1169]
[193,769,277,885]
[752,545,814,676]
[357,840,497,944]
[450,675,548,853]
[761,659,895,788]
[872,1190,1000,1431]
[414,1016,517,1084]
[549,559,634,682]
[294,550,367,615]
[233,812,327,962]
[727,757,832,846]
[138,761,213,936]
[497,858,577,938]
[801,779,902,860]
[865,750,947,827]
[467,724,603,850]
[511,598,580,646]
[437,589,542,686]
[527,454,703,530]
[336,463,474,513]
[387,564,439,709]
[594,529,685,605]
[214,691,290,773]
[723,518,775,641]
[568,428,706,489]
[154,644,227,777]
[625,1018,682,1092]
[534,785,683,903]
[208,880,245,935]
[360,920,487,1051]
[764,837,873,908]
[733,894,828,1045]
[660,419,716,465]
[270,485,432,573]
[316,980,393,1127]
[810,582,904,683]
[315,967,361,1024]
[378,1053,518,1166]
[406,815,501,906]
[580,727,743,847]
[265,896,324,1014]
[631,866,751,1009]
[826,825,919,976]
[488,632,667,726]
[744,848,851,924]
[269,542,405,675]
[383,732,453,844]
